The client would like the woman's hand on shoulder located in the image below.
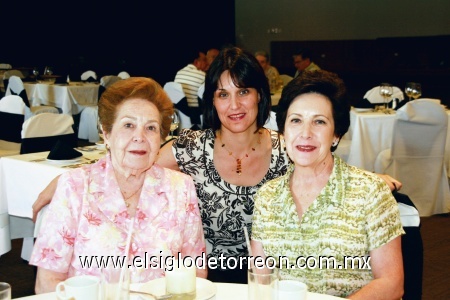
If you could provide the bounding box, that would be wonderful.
[375,173,402,192]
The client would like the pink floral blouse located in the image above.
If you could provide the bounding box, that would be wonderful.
[30,155,206,283]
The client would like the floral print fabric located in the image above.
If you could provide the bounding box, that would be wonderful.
[30,154,205,283]
[172,128,289,262]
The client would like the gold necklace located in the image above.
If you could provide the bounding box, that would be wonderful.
[217,129,263,175]
[121,187,142,208]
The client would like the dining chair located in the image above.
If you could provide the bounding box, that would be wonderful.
[163,81,195,130]
[117,71,130,79]
[5,76,60,118]
[393,192,423,300]
[20,113,76,154]
[374,99,450,216]
[80,70,98,82]
[78,75,122,143]
[0,95,25,157]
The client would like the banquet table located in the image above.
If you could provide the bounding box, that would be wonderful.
[13,282,344,299]
[0,147,106,256]
[24,82,99,115]
[344,108,450,173]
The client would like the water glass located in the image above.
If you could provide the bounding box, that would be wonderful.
[248,268,279,300]
[101,267,130,300]
[165,259,196,300]
[0,282,11,300]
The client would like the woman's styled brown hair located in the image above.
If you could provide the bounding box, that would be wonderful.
[98,77,174,139]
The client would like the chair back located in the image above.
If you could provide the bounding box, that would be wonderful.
[376,99,450,216]
[20,113,76,154]
[164,81,193,130]
[393,192,423,300]
[4,76,30,107]
[98,75,122,100]
[80,70,97,82]
[279,74,293,86]
[363,85,404,104]
[117,71,130,79]
[0,95,25,143]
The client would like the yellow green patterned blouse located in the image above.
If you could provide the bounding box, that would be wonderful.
[252,155,404,297]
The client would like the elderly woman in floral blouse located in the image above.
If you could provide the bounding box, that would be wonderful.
[30,77,206,293]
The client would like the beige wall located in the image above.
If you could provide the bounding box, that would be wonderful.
[236,0,450,55]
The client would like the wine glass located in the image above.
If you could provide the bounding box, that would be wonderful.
[379,83,393,111]
[411,83,422,100]
[405,82,416,101]
[32,67,39,82]
[170,112,180,138]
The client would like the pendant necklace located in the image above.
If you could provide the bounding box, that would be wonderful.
[121,187,142,208]
[217,129,262,175]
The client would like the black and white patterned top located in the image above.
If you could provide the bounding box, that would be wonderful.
[172,128,289,261]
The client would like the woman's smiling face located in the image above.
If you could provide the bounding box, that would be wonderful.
[284,93,339,168]
[213,70,260,133]
[104,98,161,175]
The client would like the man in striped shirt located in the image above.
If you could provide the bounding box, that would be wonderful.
[174,50,207,109]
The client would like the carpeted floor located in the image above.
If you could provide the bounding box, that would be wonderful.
[1,213,448,299]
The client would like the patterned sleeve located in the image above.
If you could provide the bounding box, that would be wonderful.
[171,128,201,174]
[181,174,206,262]
[30,169,85,273]
[364,175,405,251]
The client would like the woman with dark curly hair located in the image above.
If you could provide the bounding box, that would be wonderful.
[251,70,404,299]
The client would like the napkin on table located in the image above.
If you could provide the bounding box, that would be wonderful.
[47,139,83,160]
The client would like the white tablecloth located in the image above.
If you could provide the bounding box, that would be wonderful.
[13,282,344,299]
[345,108,450,173]
[24,82,99,115]
[0,148,106,255]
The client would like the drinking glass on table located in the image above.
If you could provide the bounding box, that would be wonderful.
[379,83,393,111]
[170,111,180,138]
[411,83,422,100]
[405,82,416,101]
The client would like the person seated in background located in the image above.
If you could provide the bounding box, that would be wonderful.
[293,47,321,78]
[205,48,220,71]
[174,49,207,108]
[251,70,404,299]
[30,77,207,293]
[255,50,281,92]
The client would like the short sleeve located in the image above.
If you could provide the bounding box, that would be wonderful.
[364,177,405,251]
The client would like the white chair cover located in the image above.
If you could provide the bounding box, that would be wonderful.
[364,86,404,104]
[374,99,450,216]
[4,75,25,96]
[5,76,59,118]
[22,113,74,138]
[0,95,26,114]
[78,106,99,142]
[164,81,193,130]
[264,111,278,131]
[81,70,97,81]
[100,75,122,87]
[117,71,130,79]
[0,95,25,157]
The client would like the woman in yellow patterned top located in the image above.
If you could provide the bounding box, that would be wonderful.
[251,70,404,299]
